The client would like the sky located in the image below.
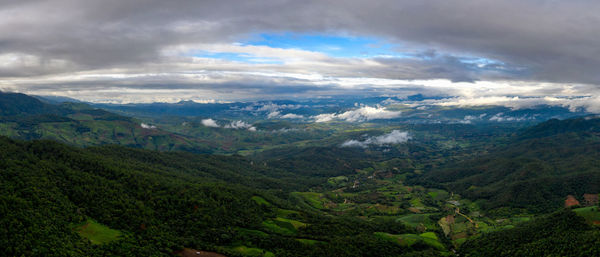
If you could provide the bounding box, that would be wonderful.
[1,0,600,111]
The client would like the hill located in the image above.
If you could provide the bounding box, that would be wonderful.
[414,116,600,213]
[0,137,446,256]
[458,210,600,256]
[0,92,61,116]
[0,92,217,152]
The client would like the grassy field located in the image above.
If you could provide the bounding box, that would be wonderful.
[251,195,272,206]
[296,238,322,245]
[374,232,445,250]
[262,219,296,235]
[574,206,600,225]
[291,192,326,209]
[275,217,306,229]
[232,246,275,257]
[396,214,437,230]
[74,219,122,244]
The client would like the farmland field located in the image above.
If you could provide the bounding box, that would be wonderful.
[73,219,122,245]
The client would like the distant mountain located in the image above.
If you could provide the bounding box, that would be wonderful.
[414,116,600,213]
[33,94,84,104]
[95,96,588,125]
[0,92,212,152]
[518,115,600,139]
[0,91,61,116]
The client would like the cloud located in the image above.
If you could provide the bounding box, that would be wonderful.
[140,123,156,129]
[313,106,402,122]
[488,113,532,122]
[341,130,411,148]
[224,120,256,131]
[0,0,598,104]
[201,118,220,127]
[243,103,306,112]
[280,113,304,119]
[266,111,281,119]
[271,128,301,133]
[201,118,257,131]
[266,111,305,119]
[457,114,487,124]
[313,113,337,122]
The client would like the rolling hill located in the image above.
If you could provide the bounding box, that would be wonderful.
[414,116,600,213]
[0,136,443,256]
[0,92,215,153]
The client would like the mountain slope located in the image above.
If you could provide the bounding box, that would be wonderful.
[0,91,61,116]
[414,116,600,213]
[458,210,600,256]
[0,137,443,256]
[0,92,217,152]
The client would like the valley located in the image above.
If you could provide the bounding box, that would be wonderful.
[1,92,599,256]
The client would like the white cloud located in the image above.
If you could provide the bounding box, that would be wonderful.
[201,118,256,131]
[458,113,487,124]
[280,113,304,119]
[313,106,402,122]
[266,110,304,119]
[140,123,156,129]
[224,120,256,131]
[313,113,336,122]
[341,130,411,148]
[488,113,532,122]
[271,128,301,133]
[267,111,281,118]
[201,118,220,127]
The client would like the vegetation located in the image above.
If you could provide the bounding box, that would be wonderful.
[458,210,600,256]
[74,219,123,245]
[0,137,442,256]
[2,92,600,256]
[414,116,600,213]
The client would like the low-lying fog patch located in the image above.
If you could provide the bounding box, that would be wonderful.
[313,106,402,122]
[341,130,411,148]
[201,118,257,131]
[140,123,156,129]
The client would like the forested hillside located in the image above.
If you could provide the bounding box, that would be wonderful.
[415,116,600,213]
[0,137,445,256]
[0,92,218,152]
[458,210,600,256]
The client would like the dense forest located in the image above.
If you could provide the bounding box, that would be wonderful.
[0,137,445,256]
[413,116,600,213]
[458,210,600,256]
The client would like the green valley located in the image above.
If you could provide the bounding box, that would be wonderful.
[1,92,600,256]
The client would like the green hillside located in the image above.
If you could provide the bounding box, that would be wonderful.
[458,210,600,256]
[0,136,445,256]
[0,92,218,152]
[415,116,600,213]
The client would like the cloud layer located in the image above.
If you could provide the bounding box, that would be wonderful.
[201,119,256,131]
[201,118,220,128]
[341,130,411,148]
[0,1,599,107]
[313,106,402,122]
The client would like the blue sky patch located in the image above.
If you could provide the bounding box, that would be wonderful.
[244,33,398,58]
